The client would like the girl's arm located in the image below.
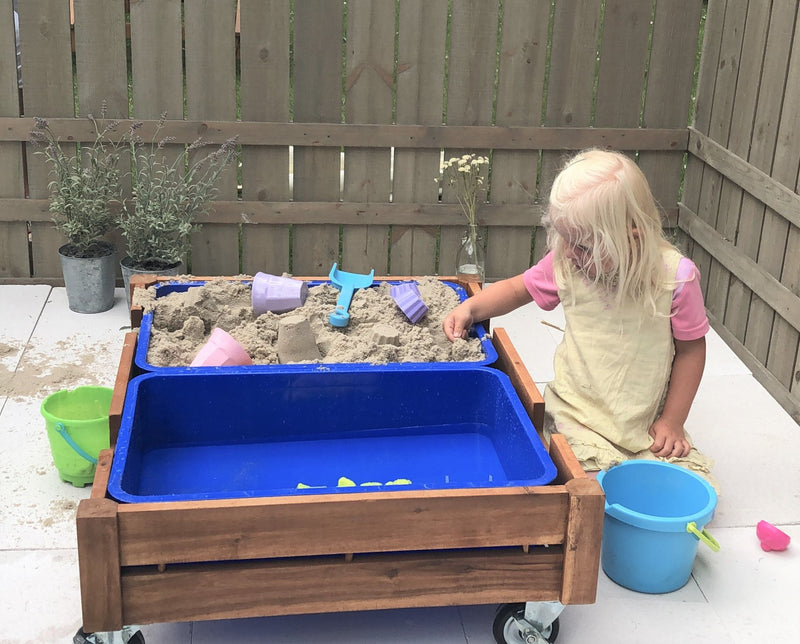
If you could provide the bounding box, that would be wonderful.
[649,336,706,458]
[443,274,533,341]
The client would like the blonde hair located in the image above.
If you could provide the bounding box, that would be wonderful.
[544,149,675,313]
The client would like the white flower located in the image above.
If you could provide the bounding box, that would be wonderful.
[434,152,489,227]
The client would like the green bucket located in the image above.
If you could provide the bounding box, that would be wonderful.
[40,386,113,487]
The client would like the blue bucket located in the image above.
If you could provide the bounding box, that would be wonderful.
[597,460,719,594]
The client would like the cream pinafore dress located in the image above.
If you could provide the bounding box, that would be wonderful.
[542,248,716,486]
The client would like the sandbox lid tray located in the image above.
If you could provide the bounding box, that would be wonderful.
[107,366,558,504]
[133,277,498,372]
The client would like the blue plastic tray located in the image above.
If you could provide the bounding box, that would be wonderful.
[134,278,497,372]
[108,367,556,503]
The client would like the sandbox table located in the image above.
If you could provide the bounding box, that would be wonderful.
[75,277,603,642]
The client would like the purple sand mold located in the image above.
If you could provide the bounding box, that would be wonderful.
[391,282,429,323]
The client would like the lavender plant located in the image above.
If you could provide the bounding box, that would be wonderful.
[118,113,238,270]
[30,109,121,257]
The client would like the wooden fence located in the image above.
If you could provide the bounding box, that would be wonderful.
[682,0,800,422]
[1,1,798,420]
[0,0,697,281]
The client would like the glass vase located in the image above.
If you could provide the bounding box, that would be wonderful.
[456,224,485,284]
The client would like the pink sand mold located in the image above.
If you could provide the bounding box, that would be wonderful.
[756,520,791,552]
[390,282,428,324]
[251,272,309,315]
[190,328,253,367]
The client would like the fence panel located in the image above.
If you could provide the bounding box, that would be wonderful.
[682,0,800,421]
[19,0,74,279]
[341,0,394,275]
[717,1,770,342]
[185,0,239,276]
[291,0,343,276]
[762,12,800,393]
[73,0,129,273]
[128,0,184,274]
[539,0,603,262]
[488,0,550,279]
[0,0,26,277]
[239,0,291,276]
[682,0,727,294]
[638,0,703,211]
[391,0,447,276]
[441,0,499,275]
[737,2,795,366]
[695,0,749,323]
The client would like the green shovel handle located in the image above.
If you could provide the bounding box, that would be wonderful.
[686,521,720,552]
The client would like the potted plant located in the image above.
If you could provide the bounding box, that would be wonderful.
[30,111,122,313]
[117,114,238,307]
[437,153,490,283]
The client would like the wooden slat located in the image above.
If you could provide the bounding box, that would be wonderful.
[0,117,689,150]
[560,478,604,605]
[90,449,114,500]
[18,0,74,280]
[740,1,797,365]
[72,0,129,272]
[488,0,550,279]
[637,0,703,208]
[594,0,652,128]
[120,547,564,625]
[761,10,800,391]
[0,0,27,278]
[701,1,762,324]
[717,1,772,344]
[291,0,342,275]
[73,0,128,120]
[391,0,447,276]
[77,498,123,633]
[341,0,394,274]
[129,0,183,120]
[108,331,138,444]
[184,0,239,275]
[438,1,500,273]
[128,0,184,272]
[681,0,727,292]
[540,0,603,191]
[116,488,569,566]
[547,434,588,486]
[239,0,291,275]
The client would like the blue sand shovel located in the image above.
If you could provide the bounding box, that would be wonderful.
[328,263,375,327]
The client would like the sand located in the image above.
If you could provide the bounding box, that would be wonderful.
[138,276,487,367]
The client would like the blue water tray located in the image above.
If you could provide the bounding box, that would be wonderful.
[108,367,556,503]
[134,279,497,372]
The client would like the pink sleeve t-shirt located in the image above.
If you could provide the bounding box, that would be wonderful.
[522,251,709,341]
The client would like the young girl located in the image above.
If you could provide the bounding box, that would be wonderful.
[443,149,716,485]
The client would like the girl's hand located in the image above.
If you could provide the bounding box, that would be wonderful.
[442,303,474,341]
[648,417,692,458]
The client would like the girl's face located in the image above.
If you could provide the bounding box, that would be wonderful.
[563,240,598,278]
[553,220,607,279]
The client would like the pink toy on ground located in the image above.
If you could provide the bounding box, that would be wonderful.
[190,328,253,367]
[756,520,791,552]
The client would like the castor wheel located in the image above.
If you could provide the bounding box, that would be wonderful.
[493,603,560,644]
[73,627,145,644]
